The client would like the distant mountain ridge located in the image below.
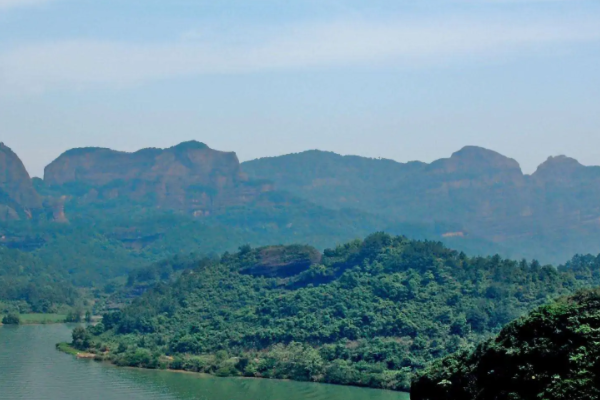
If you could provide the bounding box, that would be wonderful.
[243,146,600,262]
[2,141,600,263]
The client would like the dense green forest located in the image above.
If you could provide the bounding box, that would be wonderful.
[0,220,147,313]
[0,246,79,313]
[411,288,600,400]
[0,191,387,311]
[74,234,600,391]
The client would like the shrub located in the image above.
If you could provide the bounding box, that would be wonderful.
[2,313,20,325]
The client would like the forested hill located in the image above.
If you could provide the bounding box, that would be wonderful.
[243,147,600,264]
[0,194,389,312]
[411,289,600,400]
[80,234,600,391]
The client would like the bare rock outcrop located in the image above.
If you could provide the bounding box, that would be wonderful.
[0,142,42,220]
[239,245,322,278]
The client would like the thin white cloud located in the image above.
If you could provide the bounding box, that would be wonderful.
[1,15,599,91]
[0,0,52,9]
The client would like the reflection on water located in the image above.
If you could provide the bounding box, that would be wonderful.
[0,324,410,400]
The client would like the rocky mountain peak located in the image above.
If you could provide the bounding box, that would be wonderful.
[170,140,209,151]
[427,146,524,186]
[532,155,585,184]
[448,146,522,171]
[43,142,266,213]
[0,143,42,220]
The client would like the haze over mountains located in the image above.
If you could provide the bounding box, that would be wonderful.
[2,140,600,263]
[244,146,600,263]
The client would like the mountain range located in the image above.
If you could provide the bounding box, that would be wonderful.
[247,147,600,229]
[243,147,600,262]
[2,141,600,265]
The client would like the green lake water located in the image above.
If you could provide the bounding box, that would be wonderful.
[0,324,410,400]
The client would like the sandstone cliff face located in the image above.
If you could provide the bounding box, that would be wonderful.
[0,142,42,220]
[44,141,270,213]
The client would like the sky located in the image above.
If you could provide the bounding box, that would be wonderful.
[0,0,599,177]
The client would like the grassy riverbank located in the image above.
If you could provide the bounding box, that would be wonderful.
[56,342,80,355]
[1,313,68,325]
[56,342,99,359]
[19,314,68,324]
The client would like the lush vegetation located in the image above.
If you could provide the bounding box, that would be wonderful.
[56,342,81,356]
[20,313,68,324]
[0,190,387,311]
[1,313,20,325]
[0,246,80,313]
[76,233,600,391]
[411,289,600,400]
[0,312,87,325]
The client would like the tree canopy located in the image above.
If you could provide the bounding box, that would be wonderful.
[80,233,600,391]
[411,289,600,400]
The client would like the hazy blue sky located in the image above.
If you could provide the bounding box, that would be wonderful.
[1,0,599,177]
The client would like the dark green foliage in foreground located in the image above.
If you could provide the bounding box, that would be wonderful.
[85,234,600,391]
[411,289,600,400]
[1,313,20,325]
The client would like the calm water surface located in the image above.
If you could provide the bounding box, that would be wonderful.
[0,324,410,400]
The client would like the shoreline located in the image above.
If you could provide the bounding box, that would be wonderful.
[1,321,68,326]
[55,342,411,396]
[56,342,97,358]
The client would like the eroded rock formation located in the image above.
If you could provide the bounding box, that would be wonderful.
[44,141,272,214]
[0,142,42,220]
